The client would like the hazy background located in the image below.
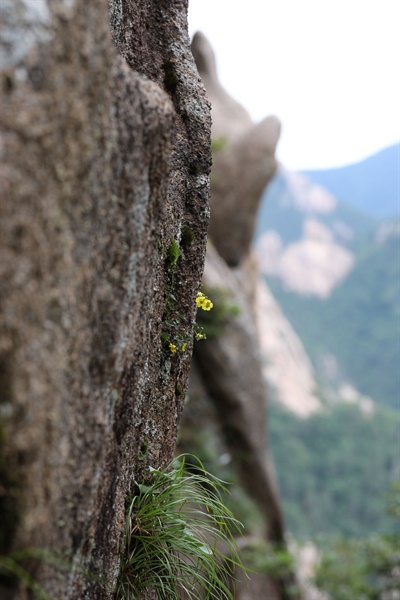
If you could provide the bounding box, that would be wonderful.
[186,3,399,595]
[188,0,400,170]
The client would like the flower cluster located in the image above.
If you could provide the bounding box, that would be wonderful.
[196,292,213,311]
[169,342,187,354]
[165,291,213,354]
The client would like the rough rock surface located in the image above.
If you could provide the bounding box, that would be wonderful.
[0,1,210,598]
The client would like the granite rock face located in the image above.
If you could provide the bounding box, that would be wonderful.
[192,31,280,267]
[0,1,210,598]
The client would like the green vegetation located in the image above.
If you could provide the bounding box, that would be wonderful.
[0,548,78,599]
[116,456,245,599]
[314,534,400,600]
[267,231,400,409]
[162,237,190,354]
[0,553,52,600]
[177,409,265,536]
[314,482,400,599]
[195,287,240,338]
[268,401,399,539]
[162,237,213,353]
[211,137,227,154]
[241,539,294,579]
[180,225,196,248]
[166,239,181,268]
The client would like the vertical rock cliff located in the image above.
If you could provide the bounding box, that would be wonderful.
[0,1,210,597]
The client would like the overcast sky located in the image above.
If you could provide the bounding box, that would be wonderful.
[188,0,400,171]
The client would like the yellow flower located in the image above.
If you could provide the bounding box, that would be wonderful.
[195,292,205,308]
[181,342,187,352]
[202,299,213,311]
[169,343,177,353]
[195,332,206,340]
[196,291,213,311]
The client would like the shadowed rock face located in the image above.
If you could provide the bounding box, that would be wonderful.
[192,31,281,267]
[0,2,210,598]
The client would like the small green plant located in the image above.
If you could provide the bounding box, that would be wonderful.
[0,554,51,600]
[116,455,246,599]
[167,239,181,268]
[195,287,240,338]
[180,226,196,248]
[162,290,213,354]
[162,229,215,354]
[211,137,227,154]
[138,441,149,461]
[0,548,69,600]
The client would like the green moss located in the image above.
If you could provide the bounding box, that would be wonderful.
[138,441,149,461]
[181,225,195,247]
[167,239,181,268]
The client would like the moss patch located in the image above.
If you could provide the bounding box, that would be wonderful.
[181,225,195,248]
[166,239,181,268]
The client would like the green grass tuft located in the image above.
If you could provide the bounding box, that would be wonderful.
[116,455,246,599]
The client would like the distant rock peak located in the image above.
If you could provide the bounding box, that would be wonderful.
[256,219,355,298]
[283,168,337,214]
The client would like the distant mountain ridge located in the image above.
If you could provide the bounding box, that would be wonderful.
[255,146,399,542]
[301,144,399,218]
[268,228,400,410]
[254,167,376,246]
[255,166,372,298]
[254,144,399,411]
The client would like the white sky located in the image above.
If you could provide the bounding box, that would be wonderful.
[188,0,400,170]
